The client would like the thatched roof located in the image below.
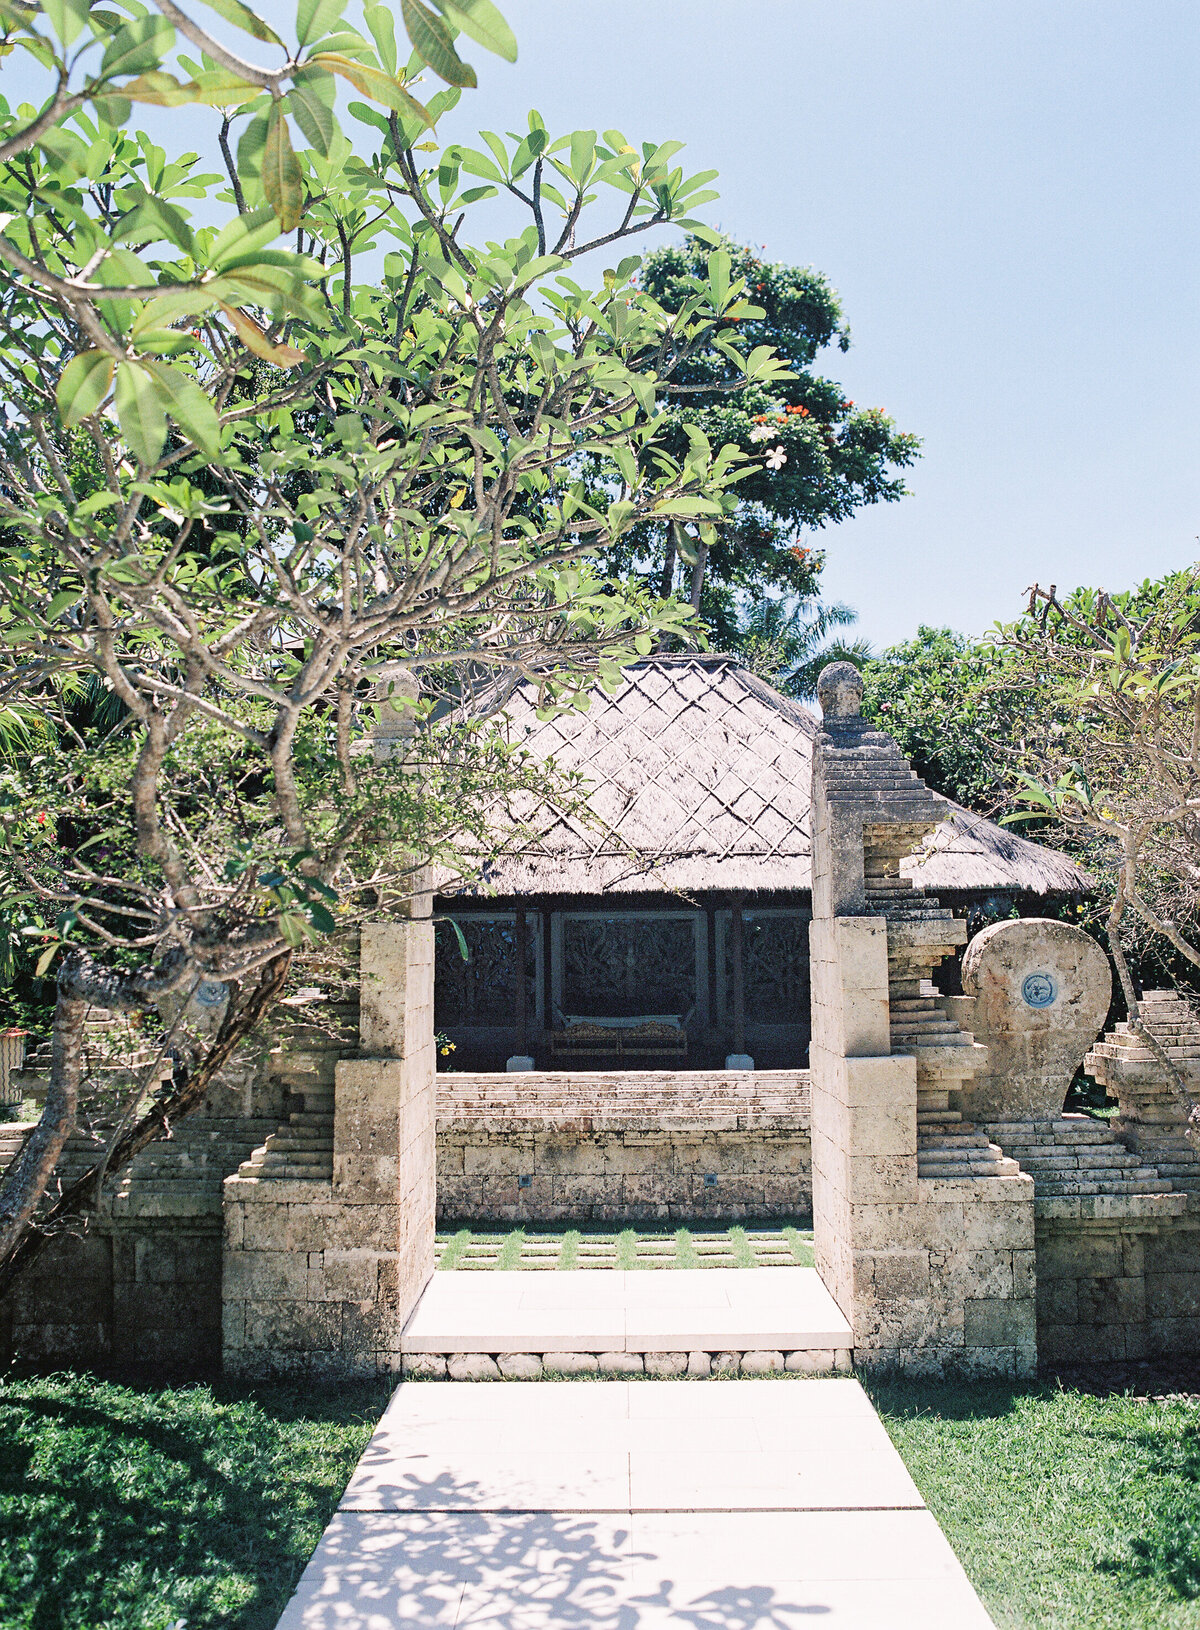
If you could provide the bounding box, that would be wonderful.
[445,655,1089,898]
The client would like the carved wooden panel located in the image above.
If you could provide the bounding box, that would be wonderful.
[435,917,536,1029]
[561,915,698,1018]
[718,911,811,1026]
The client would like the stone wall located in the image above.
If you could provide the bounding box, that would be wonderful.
[2,1042,282,1371]
[808,663,1037,1379]
[436,1069,812,1224]
[223,910,436,1379]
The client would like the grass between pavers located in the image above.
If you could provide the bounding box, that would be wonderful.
[868,1378,1200,1630]
[436,1220,816,1269]
[0,1371,390,1630]
[3,1370,1199,1629]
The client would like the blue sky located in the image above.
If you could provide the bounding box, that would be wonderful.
[439,0,1200,651]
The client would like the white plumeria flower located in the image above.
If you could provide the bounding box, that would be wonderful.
[765,446,787,471]
[748,424,774,444]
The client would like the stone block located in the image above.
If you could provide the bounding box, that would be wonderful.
[1146,1272,1200,1320]
[963,1297,1035,1349]
[740,1350,785,1374]
[447,1352,501,1381]
[686,1351,711,1377]
[644,1351,688,1377]
[224,1248,310,1301]
[403,1353,447,1379]
[597,1352,644,1374]
[785,1349,838,1373]
[865,1252,929,1301]
[543,1352,599,1375]
[961,1201,1034,1251]
[498,1353,544,1379]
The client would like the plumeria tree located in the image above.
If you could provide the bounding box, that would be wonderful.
[1000,571,1200,1120]
[0,0,789,1284]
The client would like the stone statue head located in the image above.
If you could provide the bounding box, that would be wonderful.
[817,661,864,719]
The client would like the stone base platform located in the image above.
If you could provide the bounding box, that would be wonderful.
[400,1266,853,1378]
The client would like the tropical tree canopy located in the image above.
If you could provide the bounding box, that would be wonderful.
[0,0,794,1279]
[605,234,920,649]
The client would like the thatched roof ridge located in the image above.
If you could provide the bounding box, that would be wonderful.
[445,655,1089,898]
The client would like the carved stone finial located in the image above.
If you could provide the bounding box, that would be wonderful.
[817,661,863,719]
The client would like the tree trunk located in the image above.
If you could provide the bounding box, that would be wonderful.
[659,521,680,598]
[0,951,291,1301]
[689,539,710,612]
[0,989,86,1267]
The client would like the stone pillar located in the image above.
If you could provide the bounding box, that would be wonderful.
[809,663,1036,1377]
[223,900,435,1378]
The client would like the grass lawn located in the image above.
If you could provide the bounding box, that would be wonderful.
[0,1372,389,1630]
[870,1378,1200,1630]
[0,1369,1198,1628]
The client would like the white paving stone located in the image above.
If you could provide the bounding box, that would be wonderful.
[277,1359,995,1630]
[401,1266,852,1356]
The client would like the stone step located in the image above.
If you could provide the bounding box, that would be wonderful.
[1033,1178,1176,1195]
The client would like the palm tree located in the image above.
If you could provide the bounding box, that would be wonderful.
[732,593,871,699]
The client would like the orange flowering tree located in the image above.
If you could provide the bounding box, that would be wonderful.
[613,234,920,657]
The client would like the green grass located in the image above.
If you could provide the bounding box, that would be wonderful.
[435,1221,816,1269]
[1,1370,1199,1627]
[0,1371,389,1630]
[870,1379,1200,1630]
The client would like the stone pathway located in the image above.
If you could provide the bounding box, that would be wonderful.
[276,1376,995,1629]
[401,1266,851,1374]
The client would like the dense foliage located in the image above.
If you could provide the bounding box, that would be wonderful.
[860,625,1028,812]
[0,0,793,1277]
[607,234,920,649]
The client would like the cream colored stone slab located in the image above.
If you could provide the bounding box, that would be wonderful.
[340,1447,630,1511]
[275,1512,631,1630]
[576,1576,994,1630]
[625,1377,875,1420]
[628,1448,925,1511]
[515,1271,630,1308]
[626,1509,970,1583]
[276,1510,993,1630]
[380,1379,631,1425]
[625,1313,848,1351]
[402,1310,627,1354]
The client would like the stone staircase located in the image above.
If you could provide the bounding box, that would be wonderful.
[866,861,1017,1182]
[1085,989,1200,1191]
[984,1113,1186,1221]
[234,1012,355,1183]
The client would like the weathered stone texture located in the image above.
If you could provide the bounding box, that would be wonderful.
[223,907,437,1380]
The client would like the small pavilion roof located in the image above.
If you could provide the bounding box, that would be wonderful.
[445,654,1088,899]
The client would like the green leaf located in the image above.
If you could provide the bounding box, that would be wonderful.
[100,14,175,78]
[434,0,517,62]
[262,104,304,231]
[203,0,284,45]
[114,361,169,466]
[207,204,281,271]
[144,361,221,458]
[35,943,61,979]
[440,915,470,961]
[652,497,723,517]
[46,590,81,620]
[56,350,114,427]
[297,0,348,47]
[311,53,431,124]
[363,1,398,73]
[287,65,336,155]
[43,0,90,46]
[401,0,476,86]
[306,901,337,934]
